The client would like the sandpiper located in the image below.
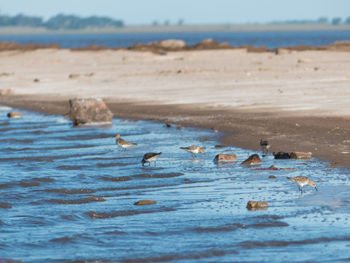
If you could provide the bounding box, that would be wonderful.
[180,145,206,158]
[287,176,318,193]
[260,139,270,156]
[142,152,162,166]
[116,134,137,150]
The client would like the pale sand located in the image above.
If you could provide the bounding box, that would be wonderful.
[0,48,350,167]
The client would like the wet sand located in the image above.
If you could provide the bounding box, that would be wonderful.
[0,48,350,168]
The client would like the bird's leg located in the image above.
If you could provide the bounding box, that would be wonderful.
[298,186,302,193]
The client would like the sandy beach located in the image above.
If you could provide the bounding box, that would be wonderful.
[0,47,349,167]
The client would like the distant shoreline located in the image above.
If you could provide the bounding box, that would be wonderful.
[0,24,350,35]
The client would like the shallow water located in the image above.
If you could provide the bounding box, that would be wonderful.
[0,107,350,262]
[0,31,350,49]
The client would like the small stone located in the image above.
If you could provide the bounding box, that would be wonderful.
[33,78,40,82]
[165,123,172,128]
[289,152,312,159]
[177,125,183,130]
[269,175,277,179]
[214,154,237,163]
[241,154,261,165]
[7,111,22,118]
[134,200,157,206]
[246,201,268,210]
[69,74,79,79]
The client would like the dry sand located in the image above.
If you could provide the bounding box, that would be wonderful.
[0,48,349,167]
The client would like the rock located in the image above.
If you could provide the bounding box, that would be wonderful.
[241,154,261,165]
[246,201,268,210]
[269,175,277,179]
[165,123,172,128]
[33,78,40,82]
[177,124,183,130]
[273,152,291,159]
[214,154,237,163]
[0,88,14,96]
[69,98,113,126]
[134,200,157,206]
[289,152,312,159]
[158,39,186,50]
[194,38,231,50]
[246,45,268,53]
[7,111,22,118]
[275,48,291,55]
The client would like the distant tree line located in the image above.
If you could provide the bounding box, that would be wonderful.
[0,14,124,29]
[270,16,350,25]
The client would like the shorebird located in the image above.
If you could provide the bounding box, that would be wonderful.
[142,152,162,166]
[116,134,137,150]
[260,139,270,156]
[287,176,318,193]
[180,145,206,158]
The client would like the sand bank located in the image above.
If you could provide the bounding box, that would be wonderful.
[0,48,349,168]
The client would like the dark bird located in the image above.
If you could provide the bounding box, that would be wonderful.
[142,152,162,166]
[260,139,270,156]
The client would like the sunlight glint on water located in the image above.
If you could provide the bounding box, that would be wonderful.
[0,106,350,262]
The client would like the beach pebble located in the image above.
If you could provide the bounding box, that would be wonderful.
[289,152,312,159]
[7,111,22,118]
[214,154,237,163]
[241,154,261,165]
[159,39,186,50]
[246,201,268,210]
[134,200,157,206]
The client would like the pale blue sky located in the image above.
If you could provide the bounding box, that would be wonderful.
[0,0,348,25]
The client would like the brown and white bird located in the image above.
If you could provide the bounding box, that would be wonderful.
[180,145,206,158]
[142,152,162,166]
[287,176,318,193]
[116,134,137,150]
[260,139,270,156]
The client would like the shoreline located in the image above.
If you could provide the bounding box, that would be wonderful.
[1,24,350,35]
[1,94,349,169]
[0,47,349,169]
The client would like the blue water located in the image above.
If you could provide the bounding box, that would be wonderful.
[0,30,349,49]
[1,106,350,262]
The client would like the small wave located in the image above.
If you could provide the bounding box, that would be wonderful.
[239,236,350,249]
[44,188,96,194]
[121,249,238,263]
[134,173,184,179]
[101,176,132,182]
[85,207,175,219]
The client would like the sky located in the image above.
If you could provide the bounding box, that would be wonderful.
[0,0,348,25]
